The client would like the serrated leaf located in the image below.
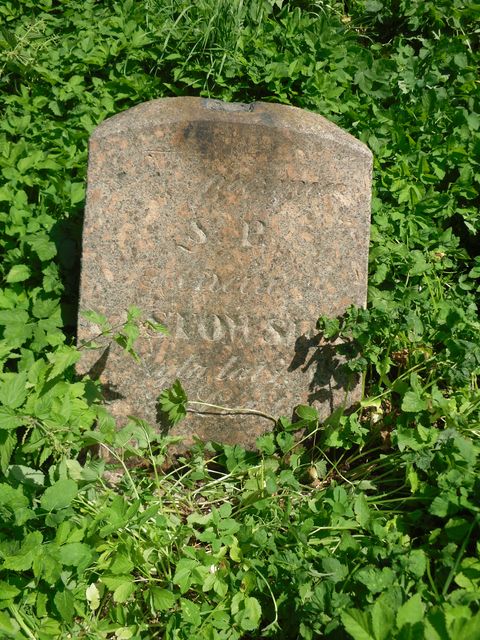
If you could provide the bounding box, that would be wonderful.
[0,372,27,409]
[26,233,57,261]
[181,598,201,626]
[46,345,81,380]
[0,310,28,325]
[295,405,319,422]
[3,531,42,571]
[0,431,16,474]
[6,264,31,283]
[407,549,427,577]
[430,495,450,517]
[341,609,374,640]
[150,587,175,612]
[81,309,111,332]
[321,557,348,583]
[109,554,134,575]
[401,390,428,412]
[58,542,93,569]
[371,599,394,640]
[7,465,44,487]
[0,407,25,430]
[40,479,78,511]
[397,594,425,629]
[0,581,20,600]
[54,589,74,623]
[145,319,169,334]
[157,379,187,426]
[113,579,136,603]
[354,493,371,527]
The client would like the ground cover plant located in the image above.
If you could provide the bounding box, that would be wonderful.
[0,0,479,637]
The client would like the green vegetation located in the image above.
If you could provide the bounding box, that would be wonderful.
[1,0,479,637]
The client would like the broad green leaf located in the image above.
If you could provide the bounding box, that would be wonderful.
[46,345,81,380]
[0,310,28,325]
[113,579,136,604]
[430,496,450,518]
[7,465,44,487]
[173,558,198,593]
[355,567,395,593]
[102,575,131,590]
[406,549,427,578]
[401,390,428,412]
[0,372,27,409]
[3,531,42,571]
[54,589,74,623]
[0,610,18,636]
[295,405,319,422]
[58,542,93,570]
[397,594,425,629]
[371,599,394,640]
[70,181,85,205]
[341,609,374,640]
[40,479,78,511]
[0,431,16,474]
[32,547,62,584]
[2,320,33,346]
[321,557,348,583]
[32,296,59,320]
[0,407,24,430]
[180,598,201,627]
[354,493,371,527]
[109,554,134,575]
[150,587,175,612]
[0,582,20,600]
[240,596,262,631]
[6,264,31,283]
[26,233,57,262]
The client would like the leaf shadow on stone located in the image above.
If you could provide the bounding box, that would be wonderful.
[288,334,359,412]
[86,345,125,401]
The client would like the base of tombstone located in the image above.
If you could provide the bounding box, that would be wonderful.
[79,334,361,455]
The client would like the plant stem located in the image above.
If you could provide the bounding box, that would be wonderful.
[8,606,37,640]
[188,401,276,422]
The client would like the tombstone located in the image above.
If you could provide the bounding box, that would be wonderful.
[77,97,372,449]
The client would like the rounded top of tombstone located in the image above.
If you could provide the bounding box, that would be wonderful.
[91,96,372,159]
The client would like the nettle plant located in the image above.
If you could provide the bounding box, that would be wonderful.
[0,0,479,638]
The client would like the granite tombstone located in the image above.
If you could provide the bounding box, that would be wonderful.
[78,97,372,448]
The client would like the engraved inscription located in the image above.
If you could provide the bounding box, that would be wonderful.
[242,220,266,247]
[152,355,286,388]
[216,357,285,384]
[152,312,313,346]
[177,220,208,252]
[176,217,268,250]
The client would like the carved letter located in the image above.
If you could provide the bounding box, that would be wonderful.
[174,313,190,340]
[198,314,224,341]
[263,319,291,346]
[242,220,266,247]
[177,220,208,252]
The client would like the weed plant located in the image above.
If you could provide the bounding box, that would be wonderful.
[0,0,479,638]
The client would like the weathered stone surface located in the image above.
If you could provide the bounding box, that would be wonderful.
[78,97,372,448]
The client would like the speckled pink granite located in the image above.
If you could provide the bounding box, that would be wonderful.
[77,97,372,448]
